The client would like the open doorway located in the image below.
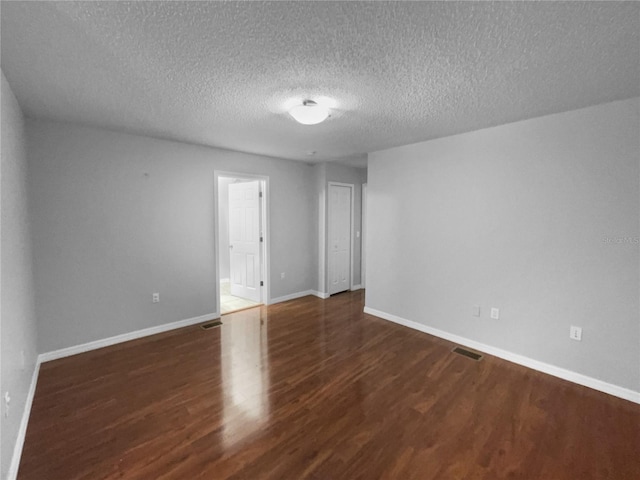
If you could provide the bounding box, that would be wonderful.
[216,173,269,315]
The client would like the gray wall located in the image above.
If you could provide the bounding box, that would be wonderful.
[366,98,639,392]
[27,120,317,353]
[1,72,39,478]
[314,162,367,294]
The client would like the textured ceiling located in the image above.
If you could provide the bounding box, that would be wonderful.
[1,1,639,165]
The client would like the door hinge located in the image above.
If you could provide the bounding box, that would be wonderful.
[260,281,264,286]
[260,236,263,242]
[259,191,263,198]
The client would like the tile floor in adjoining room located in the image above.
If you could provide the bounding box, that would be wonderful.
[220,279,261,314]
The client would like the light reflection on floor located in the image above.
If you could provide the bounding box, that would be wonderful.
[220,307,270,448]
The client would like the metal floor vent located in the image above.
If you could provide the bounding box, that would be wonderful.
[452,346,483,361]
[201,321,223,330]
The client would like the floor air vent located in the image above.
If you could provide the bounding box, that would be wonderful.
[201,321,223,330]
[452,346,483,361]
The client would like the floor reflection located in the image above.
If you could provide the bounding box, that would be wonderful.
[220,307,270,448]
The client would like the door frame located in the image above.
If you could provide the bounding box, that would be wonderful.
[214,171,270,311]
[327,181,355,293]
[361,183,367,289]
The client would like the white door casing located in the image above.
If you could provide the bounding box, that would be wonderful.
[229,180,261,302]
[361,183,367,289]
[328,184,352,295]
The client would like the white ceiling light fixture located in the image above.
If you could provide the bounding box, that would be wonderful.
[289,100,330,125]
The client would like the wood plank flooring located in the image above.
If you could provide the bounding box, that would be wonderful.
[18,291,640,479]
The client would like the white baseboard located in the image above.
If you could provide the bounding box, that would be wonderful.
[270,290,320,304]
[351,284,362,291]
[39,312,219,363]
[272,290,329,301]
[9,311,219,478]
[8,360,41,480]
[363,306,640,405]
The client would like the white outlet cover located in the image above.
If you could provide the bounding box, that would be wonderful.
[570,325,582,341]
[490,307,500,320]
[4,391,10,417]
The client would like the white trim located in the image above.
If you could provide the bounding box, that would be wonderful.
[318,186,326,300]
[363,306,640,405]
[214,171,270,307]
[349,185,355,290]
[361,183,367,289]
[270,290,315,304]
[260,179,270,305]
[39,312,218,363]
[9,311,218,477]
[8,360,41,480]
[351,284,363,291]
[327,182,355,294]
[270,290,333,304]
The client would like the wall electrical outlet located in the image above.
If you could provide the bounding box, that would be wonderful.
[280,272,285,280]
[570,325,582,341]
[490,307,500,320]
[152,293,160,303]
[472,306,481,317]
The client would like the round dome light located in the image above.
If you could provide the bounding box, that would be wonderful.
[289,100,330,125]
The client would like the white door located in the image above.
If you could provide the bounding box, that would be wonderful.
[328,184,352,295]
[229,181,261,302]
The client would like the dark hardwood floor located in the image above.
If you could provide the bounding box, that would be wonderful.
[19,291,640,479]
